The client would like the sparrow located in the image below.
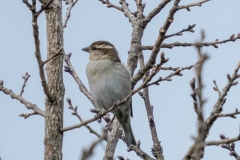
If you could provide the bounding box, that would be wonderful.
[82,40,136,146]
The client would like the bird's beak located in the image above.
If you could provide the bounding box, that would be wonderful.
[82,46,90,53]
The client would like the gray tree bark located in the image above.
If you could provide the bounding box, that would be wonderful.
[43,1,65,160]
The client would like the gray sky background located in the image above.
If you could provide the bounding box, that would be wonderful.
[1,0,240,160]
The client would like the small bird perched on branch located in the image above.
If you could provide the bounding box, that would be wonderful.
[83,40,136,146]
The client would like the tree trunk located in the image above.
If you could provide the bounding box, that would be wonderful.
[44,1,65,160]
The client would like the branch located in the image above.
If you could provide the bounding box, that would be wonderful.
[19,72,30,97]
[66,98,102,139]
[127,141,155,160]
[103,118,122,160]
[23,0,54,101]
[141,33,240,50]
[19,111,37,119]
[41,48,63,66]
[217,134,240,160]
[146,61,197,87]
[188,39,209,160]
[183,60,240,160]
[144,0,171,24]
[37,0,55,16]
[213,80,221,97]
[63,0,79,28]
[215,108,240,119]
[165,24,196,39]
[64,53,96,107]
[80,129,108,160]
[99,0,123,12]
[205,135,240,146]
[120,0,136,25]
[138,48,164,159]
[0,80,45,117]
[22,0,33,10]
[177,0,210,11]
[131,0,181,87]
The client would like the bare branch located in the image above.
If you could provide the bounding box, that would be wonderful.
[19,111,37,119]
[63,0,79,28]
[64,53,96,107]
[165,24,196,39]
[213,80,221,97]
[183,61,240,160]
[99,0,123,12]
[215,109,240,119]
[121,0,136,25]
[141,33,240,50]
[184,34,210,160]
[131,0,181,87]
[0,81,45,117]
[37,0,55,16]
[217,134,240,160]
[19,72,31,97]
[144,0,171,24]
[23,0,54,101]
[127,143,155,160]
[146,61,197,87]
[41,48,63,66]
[206,135,240,146]
[80,129,108,160]
[22,0,33,10]
[138,49,164,160]
[177,0,210,11]
[66,98,102,139]
[103,118,122,160]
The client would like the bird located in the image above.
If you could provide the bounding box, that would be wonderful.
[82,40,136,146]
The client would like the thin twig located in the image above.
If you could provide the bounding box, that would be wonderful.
[64,53,96,107]
[19,111,37,119]
[19,72,31,97]
[217,134,240,160]
[205,135,240,146]
[41,48,63,66]
[177,0,210,10]
[127,143,155,160]
[37,0,55,16]
[183,61,240,160]
[213,80,221,97]
[80,129,108,160]
[146,61,198,87]
[214,109,240,119]
[143,0,171,24]
[165,24,196,39]
[99,0,123,11]
[0,81,45,117]
[138,49,164,159]
[141,33,240,50]
[131,0,181,87]
[63,0,79,28]
[66,98,102,139]
[23,0,54,101]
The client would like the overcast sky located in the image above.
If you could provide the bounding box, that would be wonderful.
[1,0,240,160]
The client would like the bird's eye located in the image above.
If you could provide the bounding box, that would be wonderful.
[92,47,97,50]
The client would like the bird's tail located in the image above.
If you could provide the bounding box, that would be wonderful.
[121,120,136,147]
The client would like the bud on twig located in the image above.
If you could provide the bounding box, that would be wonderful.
[219,134,226,139]
[227,73,231,80]
[0,79,4,85]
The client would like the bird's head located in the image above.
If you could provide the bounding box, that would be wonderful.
[82,41,121,62]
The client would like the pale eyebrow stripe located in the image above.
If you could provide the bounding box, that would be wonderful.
[93,44,114,49]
